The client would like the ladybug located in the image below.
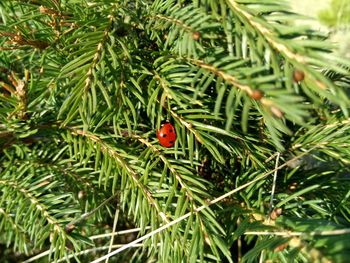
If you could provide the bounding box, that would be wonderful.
[157,122,176,147]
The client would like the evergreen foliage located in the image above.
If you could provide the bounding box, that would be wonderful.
[319,0,350,27]
[0,0,350,262]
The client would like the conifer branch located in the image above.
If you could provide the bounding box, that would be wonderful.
[67,127,169,223]
[132,133,215,255]
[90,144,319,263]
[0,207,29,246]
[169,109,204,143]
[132,134,198,200]
[0,179,64,234]
[16,159,96,190]
[188,57,280,112]
[1,0,349,261]
[226,0,348,95]
[227,0,305,64]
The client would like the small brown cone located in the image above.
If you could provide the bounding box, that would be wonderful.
[251,89,264,100]
[192,31,201,41]
[293,70,305,82]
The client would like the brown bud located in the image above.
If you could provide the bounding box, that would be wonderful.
[251,89,264,100]
[270,210,277,220]
[293,70,305,82]
[270,208,282,220]
[65,224,75,234]
[275,207,282,216]
[192,31,201,41]
[274,242,288,252]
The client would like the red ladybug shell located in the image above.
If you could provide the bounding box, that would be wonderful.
[157,123,176,147]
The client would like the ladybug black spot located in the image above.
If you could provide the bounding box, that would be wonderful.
[162,134,167,137]
[169,140,174,144]
[169,129,173,133]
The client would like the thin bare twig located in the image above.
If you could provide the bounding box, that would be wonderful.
[245,228,350,237]
[90,227,150,240]
[269,152,281,218]
[259,152,280,263]
[66,193,118,227]
[105,200,120,263]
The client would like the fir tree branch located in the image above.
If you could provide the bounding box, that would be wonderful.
[67,127,169,223]
[226,0,350,99]
[1,0,350,261]
[226,0,305,64]
[187,57,283,116]
[0,207,26,233]
[0,179,64,234]
[62,126,219,259]
[132,133,202,201]
[90,145,321,263]
[169,109,204,143]
[0,207,30,252]
[58,6,118,122]
[14,159,96,190]
[132,134,218,257]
